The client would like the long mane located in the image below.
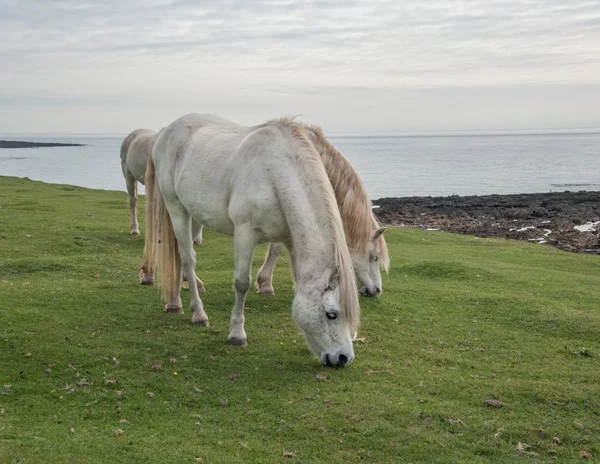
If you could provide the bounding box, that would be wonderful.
[276,118,360,331]
[279,120,390,271]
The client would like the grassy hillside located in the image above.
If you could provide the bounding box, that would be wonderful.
[0,176,599,463]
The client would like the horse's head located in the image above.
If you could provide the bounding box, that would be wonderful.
[352,227,388,297]
[292,267,355,367]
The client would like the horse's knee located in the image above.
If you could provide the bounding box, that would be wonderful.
[234,278,251,294]
[179,250,196,267]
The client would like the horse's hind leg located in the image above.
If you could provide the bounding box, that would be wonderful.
[138,260,154,286]
[181,220,205,292]
[181,272,204,292]
[125,174,139,235]
[164,260,183,314]
[169,207,209,326]
[193,220,203,246]
[255,242,284,294]
[189,220,205,292]
[229,226,258,346]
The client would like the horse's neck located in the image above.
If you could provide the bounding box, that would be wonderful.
[274,144,338,287]
[284,193,333,287]
[313,137,372,252]
[317,140,362,206]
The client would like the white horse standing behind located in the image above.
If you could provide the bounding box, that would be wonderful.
[120,128,157,235]
[255,125,389,297]
[144,114,359,366]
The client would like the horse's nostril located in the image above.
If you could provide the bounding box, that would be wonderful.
[337,354,348,367]
[375,287,382,295]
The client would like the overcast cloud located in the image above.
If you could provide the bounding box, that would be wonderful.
[1,0,599,133]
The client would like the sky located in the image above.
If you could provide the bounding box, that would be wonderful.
[1,0,599,134]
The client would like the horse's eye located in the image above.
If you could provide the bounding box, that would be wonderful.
[326,311,338,320]
[374,256,379,262]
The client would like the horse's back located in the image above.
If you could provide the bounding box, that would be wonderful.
[122,129,156,183]
[154,115,292,240]
[121,129,152,160]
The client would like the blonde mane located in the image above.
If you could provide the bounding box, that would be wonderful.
[276,119,390,271]
[275,118,360,331]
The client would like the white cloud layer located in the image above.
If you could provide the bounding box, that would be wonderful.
[1,0,599,133]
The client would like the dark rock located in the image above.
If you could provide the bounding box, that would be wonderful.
[373,191,600,254]
[0,140,85,149]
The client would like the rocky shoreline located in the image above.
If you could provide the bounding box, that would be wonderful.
[0,140,84,148]
[373,191,600,254]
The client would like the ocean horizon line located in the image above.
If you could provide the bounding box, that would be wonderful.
[1,126,600,139]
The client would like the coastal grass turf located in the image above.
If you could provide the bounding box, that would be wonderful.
[1,176,599,463]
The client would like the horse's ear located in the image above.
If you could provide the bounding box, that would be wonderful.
[372,227,386,240]
[326,266,339,290]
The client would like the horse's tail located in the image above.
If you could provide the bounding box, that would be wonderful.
[138,156,157,280]
[142,155,181,302]
[120,131,137,163]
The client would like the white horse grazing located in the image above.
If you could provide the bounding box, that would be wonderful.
[144,114,359,366]
[120,129,157,235]
[138,120,389,296]
[255,125,389,297]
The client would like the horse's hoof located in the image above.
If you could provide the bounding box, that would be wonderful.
[256,286,274,295]
[228,336,247,347]
[131,229,140,236]
[165,304,184,314]
[192,316,209,327]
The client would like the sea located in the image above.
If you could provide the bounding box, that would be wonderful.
[1,130,599,199]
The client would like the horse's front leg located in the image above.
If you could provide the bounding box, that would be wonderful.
[229,227,258,346]
[255,242,284,295]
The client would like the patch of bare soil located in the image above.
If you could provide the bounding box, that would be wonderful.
[373,191,600,254]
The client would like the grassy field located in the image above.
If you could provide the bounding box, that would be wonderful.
[0,176,599,463]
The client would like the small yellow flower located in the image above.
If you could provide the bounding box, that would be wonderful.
[280,342,284,345]
[173,371,178,376]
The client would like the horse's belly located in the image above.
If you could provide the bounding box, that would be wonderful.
[188,204,235,236]
[127,158,147,184]
[228,192,290,243]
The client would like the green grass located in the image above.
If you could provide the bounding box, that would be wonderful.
[1,176,599,463]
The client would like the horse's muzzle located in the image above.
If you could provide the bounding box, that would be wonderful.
[359,286,381,297]
[321,351,353,368]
